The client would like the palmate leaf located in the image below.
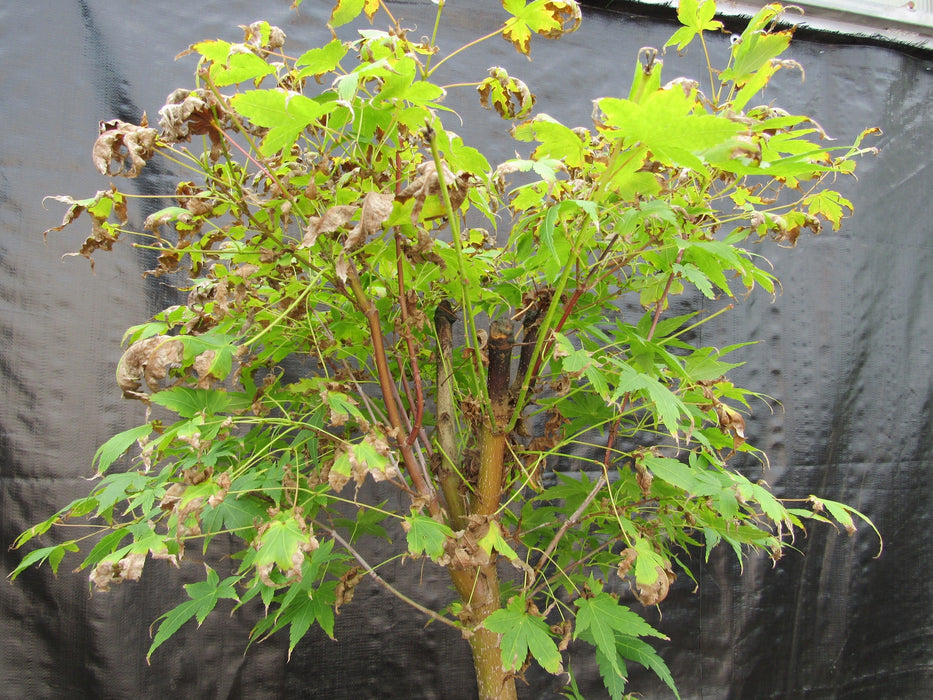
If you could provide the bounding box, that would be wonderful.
[484,597,562,674]
[149,387,230,418]
[92,423,153,475]
[610,360,688,437]
[254,512,314,571]
[403,513,452,560]
[594,644,629,700]
[328,0,379,29]
[615,635,680,699]
[296,39,348,77]
[666,0,722,51]
[575,584,675,696]
[8,541,80,580]
[501,0,582,56]
[512,114,587,168]
[147,565,239,660]
[287,581,338,656]
[230,90,335,156]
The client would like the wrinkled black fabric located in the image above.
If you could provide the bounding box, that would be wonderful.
[1,2,930,698]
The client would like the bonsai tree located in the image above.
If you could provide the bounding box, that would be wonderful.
[13,1,879,697]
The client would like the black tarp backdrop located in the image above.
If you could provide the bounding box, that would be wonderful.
[1,1,930,698]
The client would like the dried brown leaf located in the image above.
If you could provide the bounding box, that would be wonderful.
[115,335,184,396]
[334,566,365,614]
[301,204,358,247]
[158,89,227,160]
[346,191,394,250]
[92,119,158,177]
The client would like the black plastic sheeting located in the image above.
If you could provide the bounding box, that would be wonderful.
[1,2,931,698]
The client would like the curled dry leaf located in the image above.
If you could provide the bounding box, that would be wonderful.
[301,204,358,247]
[116,335,184,396]
[158,88,227,161]
[334,566,365,614]
[44,186,129,270]
[89,552,147,593]
[208,472,232,508]
[634,461,653,496]
[616,547,637,578]
[193,349,219,389]
[345,191,394,250]
[241,21,287,53]
[93,117,159,177]
[397,160,470,223]
[634,565,676,607]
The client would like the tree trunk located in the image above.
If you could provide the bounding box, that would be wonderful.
[450,564,518,700]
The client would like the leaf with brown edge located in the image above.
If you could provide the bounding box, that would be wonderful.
[328,0,379,30]
[478,67,536,120]
[502,0,582,56]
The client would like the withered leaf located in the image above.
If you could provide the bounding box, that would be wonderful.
[334,566,365,614]
[634,565,676,607]
[397,161,469,223]
[116,335,184,397]
[158,89,226,161]
[241,21,287,53]
[345,191,394,250]
[89,552,147,593]
[92,118,158,177]
[477,67,536,120]
[301,204,358,247]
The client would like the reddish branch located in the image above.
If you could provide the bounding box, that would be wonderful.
[342,258,438,515]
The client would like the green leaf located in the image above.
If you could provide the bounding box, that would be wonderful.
[149,387,230,418]
[641,455,704,495]
[512,115,587,168]
[8,542,79,580]
[594,644,629,700]
[255,512,313,571]
[210,52,276,87]
[683,347,745,382]
[230,90,332,156]
[484,597,562,674]
[81,529,130,571]
[202,491,268,536]
[807,496,882,556]
[477,520,521,562]
[328,0,378,28]
[610,360,687,437]
[576,590,668,644]
[286,585,337,658]
[296,39,348,76]
[722,30,793,87]
[403,513,452,560]
[92,423,153,475]
[615,635,680,699]
[666,0,722,50]
[501,0,581,56]
[597,90,743,172]
[147,565,239,660]
[94,471,148,517]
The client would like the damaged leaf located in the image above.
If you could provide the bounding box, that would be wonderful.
[478,67,536,120]
[92,117,159,177]
[501,0,582,56]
